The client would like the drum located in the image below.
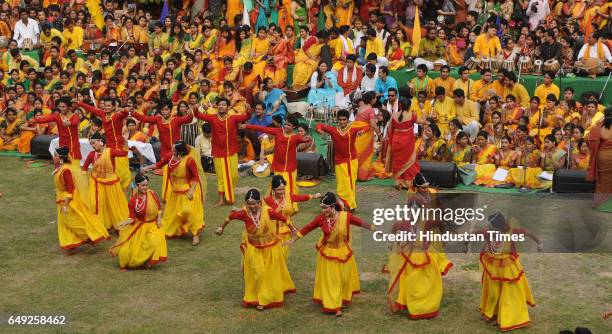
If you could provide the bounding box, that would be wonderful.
[543,59,560,74]
[502,59,516,73]
[518,56,533,73]
[481,57,492,70]
[575,58,605,75]
[533,59,544,74]
[433,61,444,72]
[22,38,33,50]
[466,57,481,70]
[491,59,503,72]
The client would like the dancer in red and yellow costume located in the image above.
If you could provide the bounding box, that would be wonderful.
[354,91,382,181]
[316,109,368,210]
[52,146,109,251]
[79,98,131,190]
[264,175,321,262]
[290,192,374,316]
[142,141,205,245]
[110,174,167,269]
[386,175,452,319]
[194,97,251,206]
[245,115,311,202]
[385,102,421,189]
[83,133,129,231]
[34,97,82,164]
[468,212,542,332]
[216,189,297,309]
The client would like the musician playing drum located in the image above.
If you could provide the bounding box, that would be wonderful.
[576,31,612,78]
[473,26,502,60]
[538,29,561,64]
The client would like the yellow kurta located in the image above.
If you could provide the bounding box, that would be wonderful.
[53,164,109,250]
[110,190,168,269]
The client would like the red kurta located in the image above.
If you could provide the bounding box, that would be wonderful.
[299,212,371,239]
[131,113,193,159]
[228,208,287,234]
[316,123,369,164]
[195,111,251,157]
[244,125,307,173]
[35,112,82,160]
[79,102,128,149]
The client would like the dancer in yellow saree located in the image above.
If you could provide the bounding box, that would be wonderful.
[216,189,297,309]
[53,146,109,251]
[292,27,322,88]
[354,91,382,181]
[468,212,541,332]
[110,175,167,270]
[142,141,205,246]
[264,175,321,261]
[472,131,498,186]
[83,133,129,231]
[290,192,374,316]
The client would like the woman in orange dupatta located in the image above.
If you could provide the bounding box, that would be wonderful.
[215,27,236,74]
[586,109,612,210]
[385,101,421,189]
[354,91,383,181]
[292,26,322,88]
[265,27,292,88]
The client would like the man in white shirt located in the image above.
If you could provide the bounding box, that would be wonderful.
[360,63,377,92]
[13,8,40,48]
[576,32,612,78]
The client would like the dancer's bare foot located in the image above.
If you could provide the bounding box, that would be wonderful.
[335,310,343,317]
[213,199,225,207]
[192,235,200,246]
[256,305,264,311]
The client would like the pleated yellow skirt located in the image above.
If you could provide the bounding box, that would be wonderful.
[241,240,295,308]
[393,252,444,319]
[110,222,168,269]
[90,180,129,230]
[162,183,205,238]
[56,200,109,250]
[480,253,535,331]
[115,156,132,190]
[313,253,361,313]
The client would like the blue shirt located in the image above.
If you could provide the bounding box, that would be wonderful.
[248,115,272,134]
[375,76,398,103]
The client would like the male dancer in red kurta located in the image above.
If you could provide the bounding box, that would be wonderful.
[316,109,369,210]
[244,116,310,206]
[34,97,81,164]
[194,97,251,206]
[79,98,131,189]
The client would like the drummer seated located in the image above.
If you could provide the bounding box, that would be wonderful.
[538,29,561,63]
[534,71,560,104]
[576,32,612,78]
[473,26,502,60]
[413,28,447,71]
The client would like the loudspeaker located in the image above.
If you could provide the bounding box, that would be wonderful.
[553,169,595,193]
[30,135,57,158]
[418,160,459,188]
[297,152,328,177]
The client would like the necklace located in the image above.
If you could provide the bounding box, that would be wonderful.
[247,208,261,229]
[325,212,338,231]
[168,156,181,170]
[135,193,147,213]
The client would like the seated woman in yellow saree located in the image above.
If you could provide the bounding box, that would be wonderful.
[571,139,590,170]
[234,26,253,68]
[450,131,472,167]
[0,108,23,151]
[508,136,543,189]
[201,26,218,59]
[251,27,270,65]
[537,134,566,189]
[472,131,498,186]
[110,175,168,270]
[386,37,406,71]
[292,26,322,88]
[490,135,518,186]
[216,189,297,309]
[419,123,447,161]
[215,27,236,73]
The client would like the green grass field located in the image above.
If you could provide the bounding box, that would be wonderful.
[1,156,611,334]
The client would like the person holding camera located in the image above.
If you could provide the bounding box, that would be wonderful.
[526,0,550,30]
